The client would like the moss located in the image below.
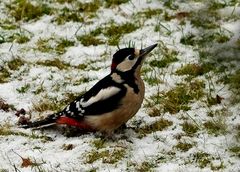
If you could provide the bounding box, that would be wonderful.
[32,99,62,112]
[15,33,30,43]
[135,161,155,172]
[54,7,83,25]
[208,1,226,10]
[85,148,126,164]
[191,17,219,29]
[54,0,100,24]
[102,149,126,164]
[77,34,104,46]
[104,22,139,46]
[150,56,178,68]
[0,67,11,83]
[78,22,138,46]
[190,9,219,29]
[105,0,129,7]
[91,139,106,149]
[175,142,193,152]
[180,31,231,47]
[163,0,179,10]
[193,152,211,168]
[136,8,163,19]
[180,34,196,46]
[36,58,70,70]
[78,0,101,13]
[236,125,240,141]
[176,63,214,76]
[147,80,205,114]
[73,77,92,85]
[0,124,52,141]
[7,0,52,21]
[181,121,199,136]
[225,69,240,103]
[137,118,173,137]
[36,38,53,53]
[55,38,75,54]
[0,20,18,30]
[56,0,74,4]
[105,22,138,37]
[203,120,227,136]
[150,47,178,68]
[144,76,162,86]
[7,58,25,70]
[229,146,240,158]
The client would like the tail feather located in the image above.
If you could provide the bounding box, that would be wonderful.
[20,113,93,131]
[20,113,59,129]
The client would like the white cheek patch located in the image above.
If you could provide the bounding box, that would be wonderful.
[81,87,121,107]
[116,58,138,72]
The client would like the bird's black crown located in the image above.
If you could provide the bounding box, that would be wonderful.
[112,48,135,64]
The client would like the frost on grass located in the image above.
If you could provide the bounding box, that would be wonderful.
[0,0,240,171]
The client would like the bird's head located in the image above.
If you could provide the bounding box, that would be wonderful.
[111,44,157,75]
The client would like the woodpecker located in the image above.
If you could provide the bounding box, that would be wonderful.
[21,44,157,134]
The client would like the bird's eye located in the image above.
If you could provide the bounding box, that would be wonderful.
[128,55,134,60]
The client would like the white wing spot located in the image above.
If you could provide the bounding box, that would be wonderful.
[66,105,70,111]
[76,101,82,111]
[81,87,121,108]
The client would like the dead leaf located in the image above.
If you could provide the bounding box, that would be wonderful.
[21,157,33,168]
[175,12,190,20]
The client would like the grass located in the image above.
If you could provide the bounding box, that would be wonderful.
[136,118,173,137]
[193,152,212,168]
[146,80,205,114]
[180,30,231,47]
[181,121,199,136]
[36,58,70,70]
[0,124,53,141]
[16,83,30,94]
[150,47,178,68]
[54,0,100,24]
[105,0,129,7]
[31,99,62,113]
[77,22,139,46]
[0,58,25,83]
[36,38,53,53]
[55,38,75,54]
[225,69,240,103]
[0,19,18,30]
[77,34,104,46]
[203,120,227,136]
[135,160,156,172]
[54,7,83,25]
[135,8,163,19]
[0,67,11,83]
[91,138,106,149]
[6,0,52,21]
[78,0,101,13]
[85,148,126,164]
[176,63,214,77]
[175,142,193,152]
[104,22,139,45]
[229,146,240,158]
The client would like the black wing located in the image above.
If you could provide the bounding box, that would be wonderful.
[61,75,127,119]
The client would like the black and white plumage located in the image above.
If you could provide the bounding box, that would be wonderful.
[22,44,157,133]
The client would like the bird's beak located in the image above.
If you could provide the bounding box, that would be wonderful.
[140,43,158,57]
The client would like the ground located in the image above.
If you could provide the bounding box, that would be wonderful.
[0,0,240,171]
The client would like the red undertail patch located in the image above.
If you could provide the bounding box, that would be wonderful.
[56,117,92,130]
